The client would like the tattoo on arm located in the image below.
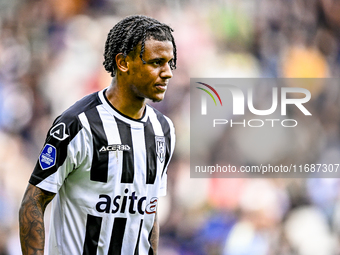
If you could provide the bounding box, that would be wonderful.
[19,184,55,255]
[150,212,159,255]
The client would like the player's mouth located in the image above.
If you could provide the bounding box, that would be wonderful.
[155,83,167,92]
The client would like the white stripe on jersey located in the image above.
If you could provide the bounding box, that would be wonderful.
[165,115,176,168]
[148,106,165,137]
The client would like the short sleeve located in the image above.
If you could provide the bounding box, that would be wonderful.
[29,114,87,193]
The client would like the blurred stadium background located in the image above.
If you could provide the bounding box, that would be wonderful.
[1,0,340,254]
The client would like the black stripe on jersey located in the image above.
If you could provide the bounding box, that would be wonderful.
[85,107,109,183]
[82,214,102,255]
[154,111,171,177]
[108,217,127,254]
[115,118,134,184]
[134,219,144,255]
[144,118,157,184]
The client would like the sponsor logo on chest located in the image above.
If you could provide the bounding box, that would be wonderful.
[99,144,131,152]
[96,188,158,215]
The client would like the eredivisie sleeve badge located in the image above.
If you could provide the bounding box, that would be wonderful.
[39,144,57,170]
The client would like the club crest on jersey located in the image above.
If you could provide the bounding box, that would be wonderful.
[50,123,69,141]
[99,144,131,152]
[155,136,165,163]
[39,144,56,170]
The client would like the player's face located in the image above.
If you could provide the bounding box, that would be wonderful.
[127,39,174,102]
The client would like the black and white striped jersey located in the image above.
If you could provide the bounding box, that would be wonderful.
[29,88,175,255]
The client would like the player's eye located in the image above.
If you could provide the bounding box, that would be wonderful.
[168,59,175,70]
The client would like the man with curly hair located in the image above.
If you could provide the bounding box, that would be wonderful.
[19,15,176,255]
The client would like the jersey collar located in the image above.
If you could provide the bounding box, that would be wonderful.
[98,88,150,126]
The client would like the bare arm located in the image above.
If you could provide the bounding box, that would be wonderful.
[19,184,55,255]
[150,211,160,254]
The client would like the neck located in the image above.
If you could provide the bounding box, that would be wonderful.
[105,79,146,120]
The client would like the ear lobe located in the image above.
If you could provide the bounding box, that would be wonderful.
[115,53,129,73]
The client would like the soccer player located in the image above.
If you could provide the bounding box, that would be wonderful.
[19,15,176,255]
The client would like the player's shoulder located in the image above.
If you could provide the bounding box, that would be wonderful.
[146,104,175,129]
[50,91,102,138]
[61,91,101,120]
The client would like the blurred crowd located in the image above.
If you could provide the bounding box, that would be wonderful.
[1,0,340,254]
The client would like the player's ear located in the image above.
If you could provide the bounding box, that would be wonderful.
[115,53,129,73]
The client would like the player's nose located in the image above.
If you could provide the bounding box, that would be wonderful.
[160,62,173,79]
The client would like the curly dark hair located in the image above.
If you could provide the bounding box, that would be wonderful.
[103,15,177,77]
